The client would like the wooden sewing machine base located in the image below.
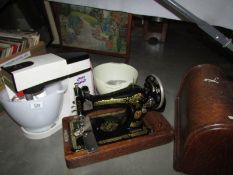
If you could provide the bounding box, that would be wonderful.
[62,111,174,168]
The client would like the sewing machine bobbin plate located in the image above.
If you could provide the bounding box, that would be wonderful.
[62,110,174,168]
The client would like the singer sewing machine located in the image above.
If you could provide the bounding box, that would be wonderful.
[62,75,173,168]
[69,74,165,151]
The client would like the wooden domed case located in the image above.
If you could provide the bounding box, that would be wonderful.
[175,64,233,175]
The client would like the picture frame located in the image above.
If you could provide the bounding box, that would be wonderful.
[51,2,132,60]
[0,79,4,115]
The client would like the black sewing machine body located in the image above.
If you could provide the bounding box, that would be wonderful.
[69,75,165,152]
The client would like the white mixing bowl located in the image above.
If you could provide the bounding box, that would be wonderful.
[93,62,138,94]
[0,81,66,133]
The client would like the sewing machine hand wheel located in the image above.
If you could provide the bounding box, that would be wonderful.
[144,74,165,110]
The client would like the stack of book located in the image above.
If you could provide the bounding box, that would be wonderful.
[0,31,45,115]
[0,30,40,59]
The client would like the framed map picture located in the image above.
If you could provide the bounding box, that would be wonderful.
[51,2,132,59]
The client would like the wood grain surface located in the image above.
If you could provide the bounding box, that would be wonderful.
[175,64,233,175]
[62,111,173,168]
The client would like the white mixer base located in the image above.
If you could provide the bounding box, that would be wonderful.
[21,117,62,139]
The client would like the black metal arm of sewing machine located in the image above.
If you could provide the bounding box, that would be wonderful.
[70,74,165,152]
[75,74,165,119]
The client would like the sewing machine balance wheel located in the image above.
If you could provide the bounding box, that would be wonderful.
[144,74,165,111]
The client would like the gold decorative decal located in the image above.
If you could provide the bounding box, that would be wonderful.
[69,119,84,151]
[134,110,142,120]
[130,120,143,128]
[94,93,143,108]
[98,128,148,145]
[100,121,119,132]
[69,120,79,150]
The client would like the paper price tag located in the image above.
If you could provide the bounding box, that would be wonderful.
[30,102,43,109]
